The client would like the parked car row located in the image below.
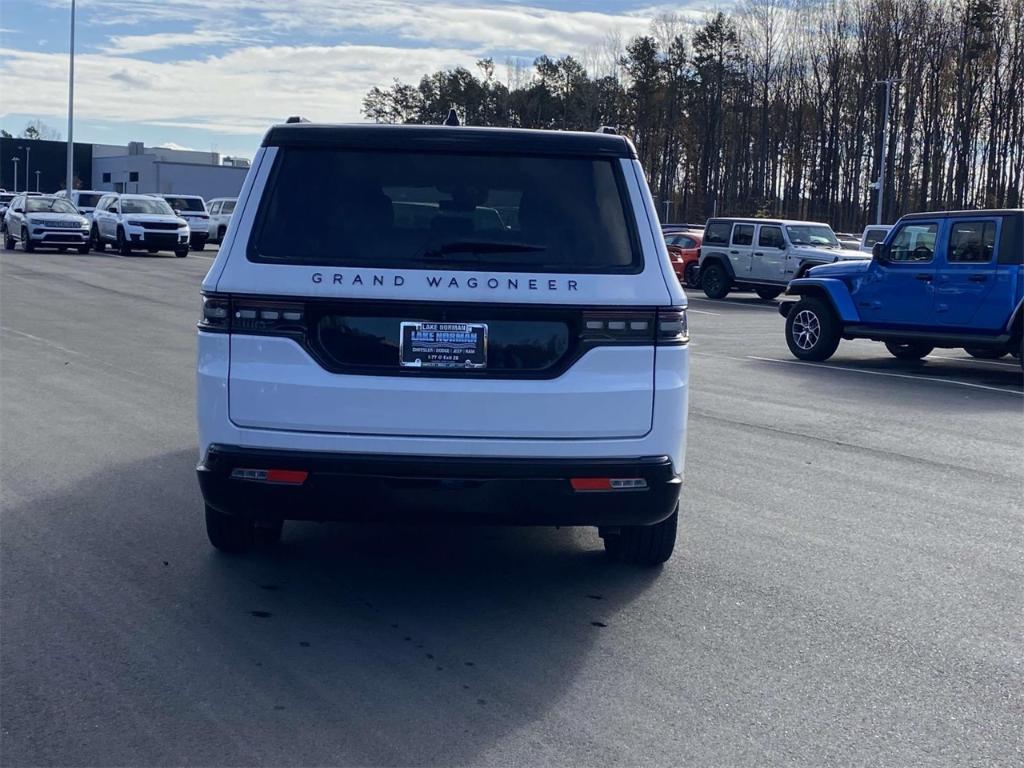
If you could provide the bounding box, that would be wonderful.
[2,190,237,257]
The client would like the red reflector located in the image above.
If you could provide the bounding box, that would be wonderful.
[265,469,308,485]
[571,478,613,491]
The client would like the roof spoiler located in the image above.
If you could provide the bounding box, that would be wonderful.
[285,115,310,124]
[596,126,617,135]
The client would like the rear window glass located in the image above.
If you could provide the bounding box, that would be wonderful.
[248,148,641,273]
[75,193,102,208]
[862,228,888,247]
[122,198,173,215]
[703,222,731,245]
[163,196,206,212]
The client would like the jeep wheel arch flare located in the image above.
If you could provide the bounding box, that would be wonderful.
[196,122,690,564]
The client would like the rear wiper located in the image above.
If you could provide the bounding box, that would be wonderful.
[420,240,546,259]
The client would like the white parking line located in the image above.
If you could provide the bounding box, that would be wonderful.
[925,353,1019,368]
[687,308,721,316]
[747,355,1023,396]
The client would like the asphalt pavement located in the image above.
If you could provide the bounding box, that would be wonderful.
[1,248,1022,766]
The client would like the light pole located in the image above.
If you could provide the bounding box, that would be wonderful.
[35,170,41,192]
[873,77,902,225]
[66,0,76,195]
[11,157,18,192]
[24,146,30,194]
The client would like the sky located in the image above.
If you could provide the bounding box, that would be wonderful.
[0,1,725,160]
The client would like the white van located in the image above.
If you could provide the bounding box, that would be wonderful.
[196,121,690,565]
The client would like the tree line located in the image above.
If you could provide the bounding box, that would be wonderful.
[363,0,1023,230]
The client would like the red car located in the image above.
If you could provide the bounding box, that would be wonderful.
[664,230,702,288]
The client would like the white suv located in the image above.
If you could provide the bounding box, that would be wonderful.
[206,197,237,244]
[196,121,690,565]
[55,189,105,220]
[698,217,869,300]
[91,193,191,257]
[161,194,210,250]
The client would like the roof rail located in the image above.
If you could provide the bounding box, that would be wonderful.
[443,109,461,126]
[285,115,310,124]
[596,126,617,135]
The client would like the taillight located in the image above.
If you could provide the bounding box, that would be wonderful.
[580,308,688,346]
[199,293,305,334]
[656,308,688,345]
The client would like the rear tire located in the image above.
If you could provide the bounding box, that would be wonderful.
[785,297,841,361]
[603,507,678,566]
[205,505,256,553]
[4,231,14,250]
[21,228,34,252]
[964,347,1007,359]
[77,243,90,254]
[701,262,730,299]
[91,226,106,252]
[755,287,782,300]
[217,226,226,243]
[885,342,933,360]
[175,247,189,258]
[192,242,205,252]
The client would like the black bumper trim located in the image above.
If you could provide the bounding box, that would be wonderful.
[198,445,681,526]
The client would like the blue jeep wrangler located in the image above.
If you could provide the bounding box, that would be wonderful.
[778,209,1023,365]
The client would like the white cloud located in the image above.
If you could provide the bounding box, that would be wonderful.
[100,29,244,55]
[0,43,480,134]
[156,141,196,151]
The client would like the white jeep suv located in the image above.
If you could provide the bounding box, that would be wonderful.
[196,121,690,565]
[698,217,869,300]
[91,193,190,257]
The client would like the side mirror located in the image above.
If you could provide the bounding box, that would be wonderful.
[13,207,24,214]
[174,208,181,216]
[872,242,888,263]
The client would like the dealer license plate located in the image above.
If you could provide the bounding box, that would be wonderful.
[399,322,488,369]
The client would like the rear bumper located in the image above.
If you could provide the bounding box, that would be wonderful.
[197,444,681,526]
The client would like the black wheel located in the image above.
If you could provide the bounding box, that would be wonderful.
[885,342,933,360]
[755,287,782,300]
[91,225,106,252]
[4,230,14,250]
[964,347,1007,359]
[701,262,730,299]
[21,228,34,252]
[217,226,226,243]
[192,242,205,252]
[602,507,678,566]
[175,247,189,258]
[785,297,841,361]
[77,243,90,254]
[116,227,131,256]
[683,262,699,289]
[205,505,256,553]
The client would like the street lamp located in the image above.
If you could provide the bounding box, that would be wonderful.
[11,156,19,193]
[66,0,76,195]
[24,145,30,194]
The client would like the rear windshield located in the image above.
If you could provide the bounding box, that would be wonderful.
[248,147,641,273]
[163,196,206,212]
[76,193,102,208]
[0,194,15,204]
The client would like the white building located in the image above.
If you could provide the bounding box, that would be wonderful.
[91,142,250,199]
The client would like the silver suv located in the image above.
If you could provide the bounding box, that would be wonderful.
[698,217,869,300]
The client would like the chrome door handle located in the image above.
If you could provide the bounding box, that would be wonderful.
[968,274,988,283]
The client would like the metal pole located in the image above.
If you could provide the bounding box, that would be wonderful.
[874,78,901,225]
[12,158,18,192]
[24,146,30,193]
[35,170,41,192]
[662,199,670,222]
[66,0,76,195]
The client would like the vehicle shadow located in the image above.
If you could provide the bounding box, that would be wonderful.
[828,352,1023,392]
[1,449,662,767]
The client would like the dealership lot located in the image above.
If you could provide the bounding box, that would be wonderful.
[1,251,1021,765]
